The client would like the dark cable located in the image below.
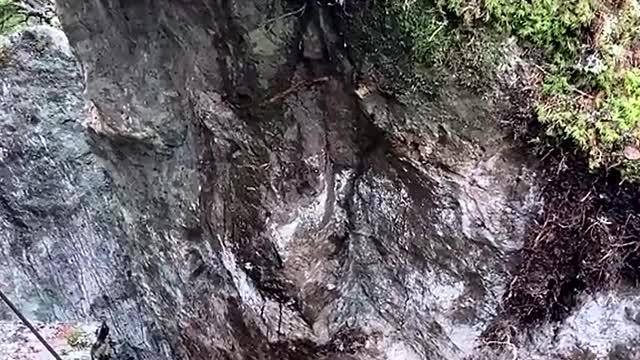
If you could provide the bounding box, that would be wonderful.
[0,289,63,360]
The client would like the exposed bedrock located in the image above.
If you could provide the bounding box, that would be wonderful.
[8,0,631,358]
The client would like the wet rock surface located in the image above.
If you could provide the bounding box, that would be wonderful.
[0,26,145,336]
[0,1,638,360]
[50,0,542,357]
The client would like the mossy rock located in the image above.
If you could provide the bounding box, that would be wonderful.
[344,0,508,141]
[360,0,640,181]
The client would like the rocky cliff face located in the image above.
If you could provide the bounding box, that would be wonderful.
[49,0,542,358]
[1,1,639,359]
[0,25,150,357]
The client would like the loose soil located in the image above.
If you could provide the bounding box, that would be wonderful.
[483,139,640,343]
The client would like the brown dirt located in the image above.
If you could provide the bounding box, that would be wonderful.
[483,143,640,343]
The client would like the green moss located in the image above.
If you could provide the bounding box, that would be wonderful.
[387,0,640,181]
[537,3,640,179]
[484,0,594,51]
[342,0,502,140]
[395,0,595,64]
[390,0,451,64]
[0,0,26,35]
[387,0,502,92]
[386,0,596,98]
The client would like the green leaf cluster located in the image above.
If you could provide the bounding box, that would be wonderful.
[0,0,26,35]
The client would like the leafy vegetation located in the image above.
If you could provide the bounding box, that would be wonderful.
[537,2,640,180]
[0,0,26,35]
[388,0,502,90]
[64,327,90,348]
[390,0,640,181]
[481,0,594,52]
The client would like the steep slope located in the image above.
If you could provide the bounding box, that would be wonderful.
[0,0,637,359]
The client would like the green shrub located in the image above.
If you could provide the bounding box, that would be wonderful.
[426,0,596,56]
[485,0,595,51]
[0,0,26,35]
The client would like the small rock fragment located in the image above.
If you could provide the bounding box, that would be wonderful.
[623,146,640,160]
